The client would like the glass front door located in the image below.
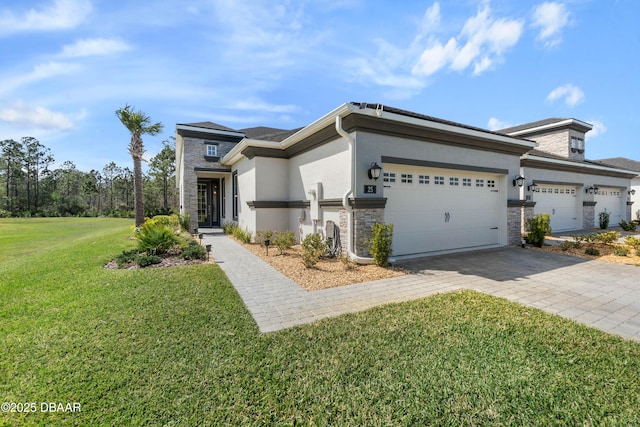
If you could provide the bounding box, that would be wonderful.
[197,179,219,227]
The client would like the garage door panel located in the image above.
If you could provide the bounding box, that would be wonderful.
[384,165,502,257]
[533,185,579,232]
[595,188,624,224]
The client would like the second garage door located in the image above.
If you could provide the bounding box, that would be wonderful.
[533,184,580,232]
[595,187,624,225]
[383,165,503,257]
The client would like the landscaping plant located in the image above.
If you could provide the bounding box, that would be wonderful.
[595,231,620,245]
[301,233,326,268]
[273,230,296,254]
[613,247,629,257]
[619,220,637,232]
[598,211,610,229]
[136,220,180,255]
[232,226,252,243]
[369,222,394,267]
[525,213,551,248]
[585,247,600,256]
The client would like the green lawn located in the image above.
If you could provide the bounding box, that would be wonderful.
[1,218,639,425]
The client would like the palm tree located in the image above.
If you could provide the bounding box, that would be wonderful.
[115,104,164,227]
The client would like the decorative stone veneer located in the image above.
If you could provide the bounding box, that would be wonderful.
[507,205,523,246]
[627,201,634,223]
[353,208,384,257]
[338,209,349,254]
[583,202,596,229]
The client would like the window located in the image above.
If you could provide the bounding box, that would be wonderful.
[206,144,217,157]
[435,176,445,185]
[221,178,226,217]
[232,171,238,219]
[487,180,496,188]
[462,178,472,187]
[401,173,413,183]
[476,179,484,187]
[383,172,396,183]
[419,175,429,184]
[449,177,459,186]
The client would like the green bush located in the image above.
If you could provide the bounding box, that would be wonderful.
[232,226,252,244]
[624,236,640,248]
[369,222,394,267]
[613,247,629,257]
[137,254,162,267]
[619,220,637,232]
[301,233,326,268]
[115,249,140,268]
[273,230,296,254]
[338,253,357,270]
[599,211,610,229]
[179,212,191,232]
[136,221,180,255]
[255,230,275,245]
[559,240,580,251]
[595,231,620,245]
[222,221,238,235]
[585,247,600,256]
[180,241,207,260]
[525,214,552,248]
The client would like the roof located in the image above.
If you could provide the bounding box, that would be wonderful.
[178,121,238,132]
[239,126,302,142]
[592,157,640,173]
[498,118,567,134]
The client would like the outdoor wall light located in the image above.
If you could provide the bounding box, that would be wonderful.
[586,185,599,195]
[629,189,636,196]
[368,162,382,180]
[528,182,539,192]
[512,175,525,187]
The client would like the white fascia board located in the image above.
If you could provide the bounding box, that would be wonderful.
[222,138,282,165]
[176,124,245,138]
[523,153,638,175]
[278,103,354,150]
[508,119,593,136]
[356,105,538,150]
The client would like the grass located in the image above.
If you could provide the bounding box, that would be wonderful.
[2,218,640,425]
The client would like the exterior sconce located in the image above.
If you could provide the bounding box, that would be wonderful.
[528,183,539,192]
[629,189,636,196]
[586,185,599,195]
[512,175,525,187]
[368,162,382,180]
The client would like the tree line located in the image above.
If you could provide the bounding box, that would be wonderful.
[0,136,177,218]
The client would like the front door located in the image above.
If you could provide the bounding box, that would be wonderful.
[197,179,220,227]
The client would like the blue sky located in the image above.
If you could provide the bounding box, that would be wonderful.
[1,0,639,172]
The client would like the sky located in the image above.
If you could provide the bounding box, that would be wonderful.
[1,0,639,173]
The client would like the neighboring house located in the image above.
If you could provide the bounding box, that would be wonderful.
[500,119,637,231]
[591,157,640,221]
[176,102,635,262]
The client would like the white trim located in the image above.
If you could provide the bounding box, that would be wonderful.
[523,153,638,175]
[506,119,593,136]
[222,138,283,165]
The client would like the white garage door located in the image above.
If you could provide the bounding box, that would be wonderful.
[595,188,624,225]
[533,185,580,232]
[383,165,502,257]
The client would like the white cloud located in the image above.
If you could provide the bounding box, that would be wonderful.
[0,61,82,95]
[0,100,74,131]
[225,99,300,114]
[531,2,571,48]
[0,0,92,35]
[487,117,512,131]
[546,83,584,107]
[60,38,132,57]
[586,120,607,140]
[413,4,524,77]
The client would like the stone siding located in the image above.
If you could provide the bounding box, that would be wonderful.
[583,202,595,229]
[507,205,523,246]
[339,209,349,254]
[352,208,385,257]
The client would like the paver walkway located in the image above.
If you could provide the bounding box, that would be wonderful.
[202,230,640,341]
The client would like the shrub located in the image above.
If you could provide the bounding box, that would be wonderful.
[137,254,162,267]
[595,231,620,245]
[273,230,296,254]
[619,220,637,232]
[222,221,238,235]
[559,240,580,251]
[599,211,610,229]
[180,241,207,260]
[179,212,191,232]
[301,233,326,268]
[338,253,357,270]
[526,214,552,248]
[624,236,640,248]
[637,249,640,257]
[585,247,600,256]
[136,221,180,255]
[613,247,629,257]
[232,226,252,244]
[369,223,394,267]
[255,230,275,245]
[115,249,140,268]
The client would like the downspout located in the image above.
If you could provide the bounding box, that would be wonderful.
[336,115,374,264]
